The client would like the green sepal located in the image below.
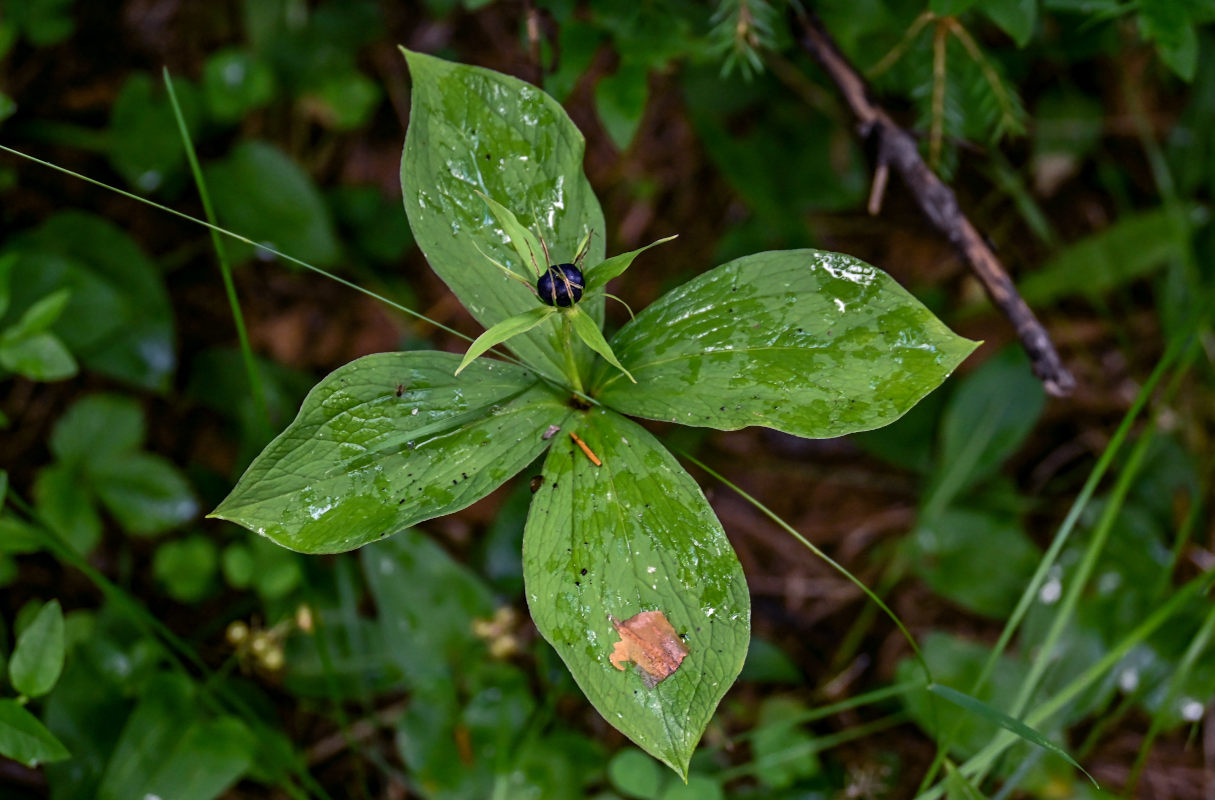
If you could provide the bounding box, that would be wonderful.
[477,192,547,279]
[455,306,557,375]
[566,307,635,383]
[585,235,678,294]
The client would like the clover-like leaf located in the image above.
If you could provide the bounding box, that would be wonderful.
[213,352,569,553]
[594,249,977,438]
[524,407,749,776]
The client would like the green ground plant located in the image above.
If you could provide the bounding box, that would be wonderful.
[0,2,1212,798]
[212,50,976,774]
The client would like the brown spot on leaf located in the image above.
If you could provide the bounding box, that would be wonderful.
[609,610,689,688]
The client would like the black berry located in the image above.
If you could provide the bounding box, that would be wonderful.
[537,263,584,307]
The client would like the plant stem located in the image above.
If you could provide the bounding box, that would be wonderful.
[560,312,585,395]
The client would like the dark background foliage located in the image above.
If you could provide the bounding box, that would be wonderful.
[0,0,1212,797]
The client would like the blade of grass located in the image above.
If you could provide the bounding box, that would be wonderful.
[1123,602,1215,796]
[977,338,1199,775]
[717,712,909,782]
[926,683,1095,786]
[917,333,1196,795]
[677,451,932,684]
[727,681,922,744]
[915,567,1215,800]
[163,68,270,439]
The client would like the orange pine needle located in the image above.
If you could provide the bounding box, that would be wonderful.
[569,431,602,467]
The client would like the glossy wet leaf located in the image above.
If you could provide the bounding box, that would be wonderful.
[595,250,977,438]
[457,306,556,375]
[213,351,569,553]
[523,408,749,776]
[401,49,605,380]
[0,699,69,767]
[9,599,65,698]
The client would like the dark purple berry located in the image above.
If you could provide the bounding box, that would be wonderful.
[537,263,584,307]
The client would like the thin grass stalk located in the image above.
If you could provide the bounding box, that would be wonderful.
[1122,603,1215,796]
[163,69,271,438]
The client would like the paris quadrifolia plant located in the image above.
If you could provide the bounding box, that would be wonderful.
[211,49,978,775]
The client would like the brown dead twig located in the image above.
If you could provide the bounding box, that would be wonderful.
[791,10,1076,397]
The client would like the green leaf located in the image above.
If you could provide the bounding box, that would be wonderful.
[153,534,219,603]
[362,529,494,689]
[1012,206,1196,308]
[595,59,649,151]
[108,72,203,192]
[929,347,1043,507]
[33,465,101,554]
[595,250,977,438]
[9,599,65,697]
[585,235,678,294]
[49,393,145,467]
[93,452,198,536]
[0,252,14,317]
[202,48,277,122]
[97,673,254,800]
[931,0,980,14]
[8,0,74,46]
[0,698,69,767]
[981,0,1037,47]
[944,761,988,800]
[214,351,568,553]
[660,775,724,800]
[608,748,663,799]
[10,211,176,389]
[1,287,71,339]
[927,683,1096,785]
[896,632,1027,761]
[302,69,381,130]
[477,191,547,278]
[1139,0,1197,81]
[908,509,1040,618]
[0,332,77,380]
[400,49,606,379]
[457,306,557,375]
[524,408,750,776]
[751,696,822,788]
[567,306,635,382]
[205,141,342,268]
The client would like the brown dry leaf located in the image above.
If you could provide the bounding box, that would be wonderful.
[609,610,689,688]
